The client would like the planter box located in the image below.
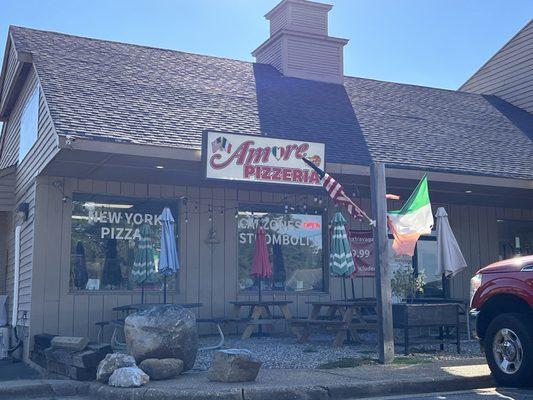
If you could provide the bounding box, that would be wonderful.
[392,303,460,355]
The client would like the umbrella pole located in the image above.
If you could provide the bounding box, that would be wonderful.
[163,276,167,304]
[141,281,145,304]
[258,277,262,302]
[351,279,356,300]
[343,279,347,301]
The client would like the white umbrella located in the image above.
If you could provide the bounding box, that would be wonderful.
[436,207,467,277]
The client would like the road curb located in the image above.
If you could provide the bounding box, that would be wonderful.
[84,374,495,400]
[0,379,89,399]
[0,373,494,399]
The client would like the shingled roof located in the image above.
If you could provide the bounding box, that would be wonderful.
[6,26,533,180]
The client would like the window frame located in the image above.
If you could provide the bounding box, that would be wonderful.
[18,85,40,163]
[68,193,180,294]
[236,202,328,295]
[388,233,445,298]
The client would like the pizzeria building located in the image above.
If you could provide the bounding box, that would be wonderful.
[0,0,531,361]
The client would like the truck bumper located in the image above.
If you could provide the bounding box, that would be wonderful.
[469,309,480,340]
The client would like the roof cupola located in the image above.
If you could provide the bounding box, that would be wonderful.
[252,0,348,84]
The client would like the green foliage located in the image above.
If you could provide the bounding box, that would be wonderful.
[391,265,425,301]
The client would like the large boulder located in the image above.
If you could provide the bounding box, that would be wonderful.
[108,367,149,388]
[208,349,261,383]
[139,358,183,380]
[96,353,137,383]
[124,305,198,371]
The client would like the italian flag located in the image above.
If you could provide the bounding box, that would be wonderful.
[387,175,433,257]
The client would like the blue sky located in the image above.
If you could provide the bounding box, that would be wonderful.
[0,0,532,89]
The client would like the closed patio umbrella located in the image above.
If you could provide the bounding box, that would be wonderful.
[102,239,121,288]
[251,222,272,301]
[330,212,356,300]
[132,224,158,303]
[435,207,467,278]
[159,207,179,304]
[73,241,88,290]
[272,243,286,290]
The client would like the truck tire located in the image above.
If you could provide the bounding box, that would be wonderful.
[484,313,533,387]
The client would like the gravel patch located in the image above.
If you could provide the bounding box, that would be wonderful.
[194,333,483,370]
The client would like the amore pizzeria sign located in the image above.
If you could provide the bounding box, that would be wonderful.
[204,131,325,187]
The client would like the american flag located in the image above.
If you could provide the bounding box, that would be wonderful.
[323,173,373,224]
[302,157,375,226]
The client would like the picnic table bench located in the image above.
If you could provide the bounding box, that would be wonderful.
[291,299,377,347]
[230,300,296,339]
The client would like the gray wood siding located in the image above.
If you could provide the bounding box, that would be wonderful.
[289,4,327,36]
[0,167,15,211]
[285,36,342,80]
[269,8,289,36]
[268,2,327,36]
[0,212,10,295]
[28,175,530,343]
[0,63,60,359]
[0,41,18,109]
[461,21,533,113]
[255,37,283,73]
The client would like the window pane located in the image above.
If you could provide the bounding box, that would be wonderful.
[497,220,533,260]
[19,86,39,161]
[238,210,324,292]
[416,240,442,297]
[70,195,178,291]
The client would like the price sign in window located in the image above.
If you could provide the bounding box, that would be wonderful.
[349,230,375,276]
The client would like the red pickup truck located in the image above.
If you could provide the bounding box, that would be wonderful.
[470,254,533,386]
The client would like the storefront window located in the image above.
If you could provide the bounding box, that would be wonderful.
[388,235,442,298]
[497,220,533,259]
[70,195,178,291]
[238,208,324,292]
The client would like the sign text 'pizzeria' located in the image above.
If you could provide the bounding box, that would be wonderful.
[204,131,325,187]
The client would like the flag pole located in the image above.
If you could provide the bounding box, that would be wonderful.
[370,162,394,364]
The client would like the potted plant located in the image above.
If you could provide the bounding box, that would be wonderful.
[391,266,461,354]
[391,265,425,303]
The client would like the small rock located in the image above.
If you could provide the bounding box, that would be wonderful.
[51,336,89,351]
[124,305,198,371]
[139,358,183,380]
[108,367,149,388]
[96,353,137,383]
[208,349,261,382]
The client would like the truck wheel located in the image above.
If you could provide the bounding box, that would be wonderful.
[484,313,533,387]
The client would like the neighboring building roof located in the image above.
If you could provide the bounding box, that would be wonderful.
[460,20,533,114]
[5,26,533,180]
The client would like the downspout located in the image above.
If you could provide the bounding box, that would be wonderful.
[11,225,20,327]
[8,225,22,354]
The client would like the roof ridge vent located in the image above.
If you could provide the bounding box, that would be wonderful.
[252,0,348,84]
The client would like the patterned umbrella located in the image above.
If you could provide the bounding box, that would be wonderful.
[132,224,157,303]
[329,212,356,277]
[159,207,179,303]
[330,212,357,300]
[251,223,272,301]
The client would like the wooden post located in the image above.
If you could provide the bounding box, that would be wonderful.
[371,162,394,364]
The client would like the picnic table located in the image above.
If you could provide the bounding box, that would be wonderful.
[112,302,202,314]
[230,300,296,339]
[291,299,377,346]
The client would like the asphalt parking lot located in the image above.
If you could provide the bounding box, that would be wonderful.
[358,387,533,400]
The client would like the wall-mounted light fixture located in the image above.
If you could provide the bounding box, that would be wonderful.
[17,202,29,222]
